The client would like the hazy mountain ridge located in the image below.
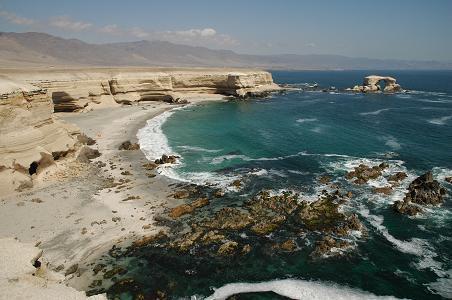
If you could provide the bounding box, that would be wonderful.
[1,32,451,70]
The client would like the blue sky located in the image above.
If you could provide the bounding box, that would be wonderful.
[1,0,451,61]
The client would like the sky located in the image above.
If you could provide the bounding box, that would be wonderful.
[1,0,451,61]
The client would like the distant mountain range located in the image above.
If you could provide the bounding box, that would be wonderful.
[1,32,451,70]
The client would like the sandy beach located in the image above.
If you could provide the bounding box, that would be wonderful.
[0,100,214,295]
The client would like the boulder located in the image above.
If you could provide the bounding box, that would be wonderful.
[406,171,446,205]
[76,146,101,163]
[393,171,446,216]
[217,241,238,255]
[118,141,140,150]
[154,154,179,164]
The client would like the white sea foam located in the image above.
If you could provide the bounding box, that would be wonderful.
[360,208,445,276]
[378,135,402,151]
[137,108,180,160]
[360,108,392,116]
[211,154,252,165]
[359,208,430,256]
[288,169,310,175]
[296,118,318,123]
[428,115,452,125]
[310,126,324,134]
[427,269,452,299]
[177,145,222,153]
[248,169,268,176]
[205,279,400,300]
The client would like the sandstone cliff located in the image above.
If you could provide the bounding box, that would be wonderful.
[3,69,280,112]
[0,68,280,194]
[0,78,79,194]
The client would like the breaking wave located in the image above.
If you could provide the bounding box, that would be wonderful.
[205,279,400,300]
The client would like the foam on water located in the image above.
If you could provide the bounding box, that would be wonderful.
[177,145,222,153]
[427,114,452,125]
[427,269,452,299]
[360,108,392,116]
[204,279,400,300]
[296,118,318,123]
[137,108,180,160]
[359,208,445,275]
[378,135,402,151]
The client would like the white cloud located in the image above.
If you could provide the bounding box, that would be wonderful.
[130,27,149,38]
[0,11,34,25]
[157,28,238,47]
[174,28,217,37]
[50,16,92,31]
[99,24,121,35]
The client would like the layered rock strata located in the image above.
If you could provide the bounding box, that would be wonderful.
[0,78,79,194]
[4,69,280,112]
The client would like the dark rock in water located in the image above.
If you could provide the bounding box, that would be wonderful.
[318,175,331,184]
[346,163,388,184]
[445,176,452,184]
[373,186,393,195]
[217,240,238,255]
[392,199,423,216]
[118,140,140,150]
[387,171,407,184]
[393,171,446,216]
[103,266,127,279]
[214,189,225,198]
[298,194,343,231]
[202,207,253,230]
[230,179,242,188]
[279,239,297,252]
[406,171,446,205]
[311,235,352,258]
[250,215,285,235]
[154,154,179,164]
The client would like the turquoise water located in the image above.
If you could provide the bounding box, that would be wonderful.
[122,71,452,299]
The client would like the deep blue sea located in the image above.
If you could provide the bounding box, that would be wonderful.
[131,71,452,299]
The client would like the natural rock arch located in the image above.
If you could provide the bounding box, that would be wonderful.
[349,75,402,93]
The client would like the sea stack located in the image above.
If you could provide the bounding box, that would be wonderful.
[348,75,403,93]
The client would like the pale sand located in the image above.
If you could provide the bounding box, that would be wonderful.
[0,98,225,297]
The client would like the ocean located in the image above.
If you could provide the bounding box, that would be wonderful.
[113,71,452,299]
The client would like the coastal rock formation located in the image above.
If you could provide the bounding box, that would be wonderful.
[393,171,447,215]
[4,69,280,112]
[0,78,79,194]
[348,75,403,93]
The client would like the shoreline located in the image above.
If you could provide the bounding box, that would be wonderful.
[0,99,223,296]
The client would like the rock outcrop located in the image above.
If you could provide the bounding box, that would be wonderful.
[348,75,403,93]
[4,69,280,112]
[393,171,447,215]
[0,78,79,194]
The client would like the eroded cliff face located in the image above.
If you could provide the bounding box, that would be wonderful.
[7,69,280,112]
[0,79,79,194]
